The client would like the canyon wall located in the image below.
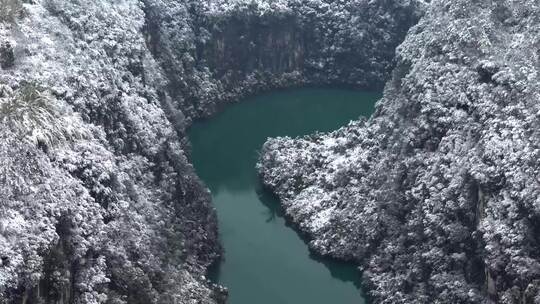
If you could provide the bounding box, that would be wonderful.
[0,0,422,303]
[259,0,540,303]
[143,0,423,119]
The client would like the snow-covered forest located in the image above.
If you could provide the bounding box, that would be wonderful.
[259,1,540,303]
[0,0,422,303]
[1,0,538,303]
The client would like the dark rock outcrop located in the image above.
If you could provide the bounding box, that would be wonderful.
[0,40,14,69]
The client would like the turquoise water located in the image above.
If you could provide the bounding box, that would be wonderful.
[189,88,380,304]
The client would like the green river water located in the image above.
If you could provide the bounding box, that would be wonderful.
[189,88,380,304]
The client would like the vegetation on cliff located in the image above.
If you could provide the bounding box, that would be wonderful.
[0,0,423,302]
[1,1,221,303]
[259,0,540,303]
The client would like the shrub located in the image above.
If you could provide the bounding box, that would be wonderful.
[0,0,23,23]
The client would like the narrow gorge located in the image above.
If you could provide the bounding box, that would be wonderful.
[189,89,379,304]
[1,0,539,304]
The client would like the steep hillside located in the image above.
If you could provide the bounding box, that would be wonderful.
[0,1,221,303]
[0,0,422,303]
[259,0,540,303]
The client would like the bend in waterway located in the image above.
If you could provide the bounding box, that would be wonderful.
[188,88,380,304]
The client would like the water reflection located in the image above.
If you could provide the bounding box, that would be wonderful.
[256,183,363,289]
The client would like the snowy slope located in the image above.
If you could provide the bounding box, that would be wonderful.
[0,0,424,302]
[259,1,540,303]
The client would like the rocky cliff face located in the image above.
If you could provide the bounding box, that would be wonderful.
[259,0,540,303]
[143,0,423,119]
[0,0,422,303]
[0,1,221,303]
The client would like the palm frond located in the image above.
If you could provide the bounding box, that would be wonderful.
[0,83,90,147]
